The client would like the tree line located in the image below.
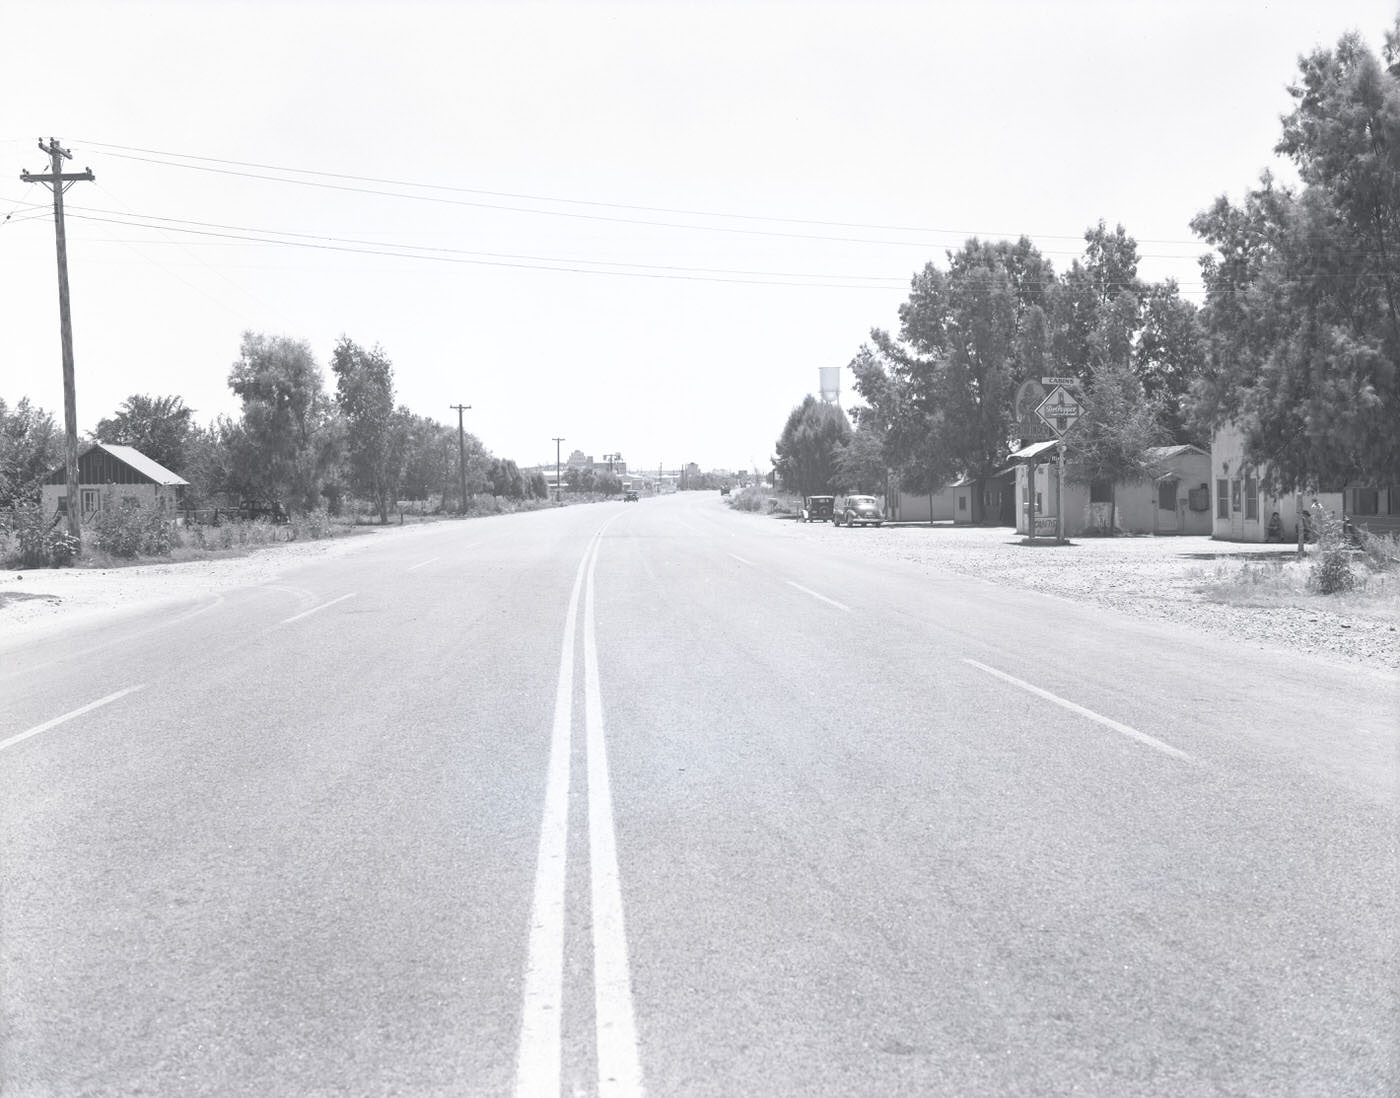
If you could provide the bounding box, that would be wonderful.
[776,16,1399,501]
[0,331,549,520]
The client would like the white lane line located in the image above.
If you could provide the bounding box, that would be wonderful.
[728,553,754,566]
[785,580,852,612]
[963,659,1194,762]
[0,685,147,755]
[279,593,356,625]
[515,548,589,1098]
[584,539,645,1098]
[406,556,440,572]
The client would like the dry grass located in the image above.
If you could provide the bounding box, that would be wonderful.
[1190,552,1400,624]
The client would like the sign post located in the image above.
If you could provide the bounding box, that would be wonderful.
[1033,385,1083,544]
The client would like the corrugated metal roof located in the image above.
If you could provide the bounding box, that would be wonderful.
[1144,444,1206,462]
[1008,440,1061,461]
[92,443,189,486]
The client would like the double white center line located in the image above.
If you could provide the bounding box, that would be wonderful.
[517,525,643,1098]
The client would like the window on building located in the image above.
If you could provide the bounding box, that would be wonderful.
[958,495,967,511]
[1158,480,1178,511]
[1090,479,1113,504]
[1245,476,1258,520]
[1230,479,1241,512]
[1216,479,1228,519]
[1352,487,1379,515]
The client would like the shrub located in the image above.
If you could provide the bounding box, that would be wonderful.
[91,496,175,559]
[1357,528,1400,573]
[728,485,771,513]
[1306,504,1356,595]
[2,505,80,567]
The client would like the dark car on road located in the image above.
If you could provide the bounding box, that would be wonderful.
[798,495,835,523]
[834,494,884,527]
[624,491,639,502]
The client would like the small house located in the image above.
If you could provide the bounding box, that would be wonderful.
[1209,423,1343,542]
[885,484,958,523]
[41,442,189,521]
[951,472,1017,526]
[1011,441,1211,537]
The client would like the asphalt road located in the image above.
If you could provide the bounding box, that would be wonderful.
[2,493,1396,1097]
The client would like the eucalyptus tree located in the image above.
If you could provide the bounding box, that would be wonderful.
[331,338,406,523]
[773,394,851,497]
[227,332,339,513]
[1191,17,1400,487]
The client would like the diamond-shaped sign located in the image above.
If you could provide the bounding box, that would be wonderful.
[1035,385,1082,435]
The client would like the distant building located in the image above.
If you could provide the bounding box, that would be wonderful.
[41,442,189,521]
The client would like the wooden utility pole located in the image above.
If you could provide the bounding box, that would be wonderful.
[450,404,471,515]
[553,437,564,502]
[21,138,94,545]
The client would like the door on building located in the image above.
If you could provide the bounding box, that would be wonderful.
[1157,479,1180,533]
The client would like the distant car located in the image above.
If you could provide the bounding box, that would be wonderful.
[624,491,639,502]
[719,485,730,496]
[833,494,883,527]
[798,495,835,523]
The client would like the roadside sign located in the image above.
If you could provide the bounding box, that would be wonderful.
[1040,376,1078,387]
[1014,378,1055,442]
[1035,385,1082,435]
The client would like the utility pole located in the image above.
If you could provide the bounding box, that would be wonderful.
[450,404,471,515]
[553,437,564,503]
[21,138,94,545]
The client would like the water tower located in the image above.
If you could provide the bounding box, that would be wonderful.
[818,366,841,407]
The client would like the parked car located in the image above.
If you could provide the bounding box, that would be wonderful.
[624,491,639,502]
[237,499,290,524]
[833,494,884,527]
[798,495,835,523]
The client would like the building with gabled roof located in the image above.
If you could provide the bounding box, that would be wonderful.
[41,442,189,522]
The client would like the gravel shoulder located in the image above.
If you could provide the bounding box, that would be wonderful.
[0,529,387,649]
[776,518,1400,671]
[3,515,1397,671]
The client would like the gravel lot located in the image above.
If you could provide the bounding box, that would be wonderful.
[776,517,1400,671]
[2,515,1397,671]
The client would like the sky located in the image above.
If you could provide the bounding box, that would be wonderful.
[2,0,1396,475]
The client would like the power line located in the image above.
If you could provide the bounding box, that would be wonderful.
[57,208,915,290]
[77,140,1220,252]
[82,139,1154,243]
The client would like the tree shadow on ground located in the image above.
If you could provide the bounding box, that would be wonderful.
[0,591,61,611]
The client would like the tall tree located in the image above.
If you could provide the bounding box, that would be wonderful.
[832,417,888,494]
[868,237,1055,494]
[0,397,60,508]
[773,395,851,496]
[1191,19,1400,487]
[1066,360,1170,533]
[227,332,337,513]
[94,394,196,473]
[331,338,404,523]
[1135,282,1206,445]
